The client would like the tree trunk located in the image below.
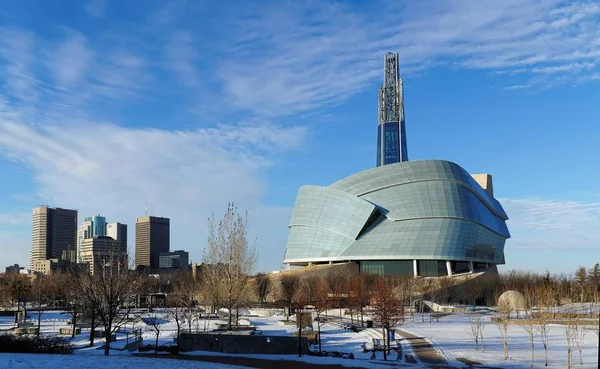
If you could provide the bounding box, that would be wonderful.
[228,306,233,330]
[71,311,77,339]
[530,338,534,367]
[360,306,364,327]
[544,345,548,366]
[104,324,111,356]
[37,309,42,337]
[155,330,159,354]
[298,314,302,358]
[382,327,387,361]
[89,312,95,346]
[318,318,322,354]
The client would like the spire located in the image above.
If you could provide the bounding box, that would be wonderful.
[377,52,408,167]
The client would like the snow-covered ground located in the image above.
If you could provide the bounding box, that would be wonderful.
[400,312,599,368]
[1,353,245,368]
[0,307,598,368]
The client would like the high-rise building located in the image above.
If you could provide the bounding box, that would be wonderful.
[76,214,107,263]
[31,206,78,274]
[135,216,169,269]
[80,236,125,276]
[377,52,408,167]
[159,250,189,269]
[106,222,128,251]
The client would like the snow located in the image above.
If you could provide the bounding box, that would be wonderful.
[1,308,599,368]
[0,353,245,368]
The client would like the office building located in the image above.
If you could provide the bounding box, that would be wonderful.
[30,206,78,274]
[159,250,189,269]
[80,236,126,276]
[135,216,170,269]
[106,222,128,251]
[377,52,408,166]
[76,214,106,263]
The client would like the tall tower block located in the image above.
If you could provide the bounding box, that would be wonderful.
[377,52,408,166]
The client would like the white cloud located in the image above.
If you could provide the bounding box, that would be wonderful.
[0,106,306,271]
[501,198,600,252]
[0,28,37,103]
[214,0,600,116]
[45,32,92,87]
[166,31,199,87]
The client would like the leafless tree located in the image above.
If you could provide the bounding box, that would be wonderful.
[495,294,511,360]
[468,314,483,350]
[55,271,84,338]
[31,274,56,336]
[573,320,587,366]
[205,203,257,330]
[147,313,164,354]
[370,277,404,361]
[292,278,310,358]
[348,274,370,327]
[2,273,30,322]
[171,270,199,334]
[280,274,299,322]
[563,313,577,369]
[327,270,349,320]
[72,245,140,355]
[254,273,271,306]
[312,276,331,353]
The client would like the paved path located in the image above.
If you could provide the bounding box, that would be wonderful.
[394,329,447,366]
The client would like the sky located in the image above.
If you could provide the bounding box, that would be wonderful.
[0,0,599,275]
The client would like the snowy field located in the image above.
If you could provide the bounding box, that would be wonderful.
[0,308,598,368]
[1,353,245,368]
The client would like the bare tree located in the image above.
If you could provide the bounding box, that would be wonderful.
[573,320,587,366]
[327,270,348,320]
[146,313,164,354]
[468,314,483,350]
[171,270,199,335]
[73,245,139,355]
[31,274,56,336]
[205,203,257,330]
[292,278,310,358]
[254,274,271,306]
[563,313,577,369]
[370,277,404,361]
[312,276,331,353]
[280,274,299,322]
[495,295,511,360]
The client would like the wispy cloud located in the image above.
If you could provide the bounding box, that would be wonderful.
[209,0,600,117]
[501,198,600,252]
[45,31,92,87]
[0,105,306,270]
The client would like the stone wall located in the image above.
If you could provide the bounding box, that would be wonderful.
[179,333,309,355]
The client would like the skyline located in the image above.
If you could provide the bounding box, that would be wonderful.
[1,0,599,274]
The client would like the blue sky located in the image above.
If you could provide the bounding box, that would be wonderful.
[0,0,599,274]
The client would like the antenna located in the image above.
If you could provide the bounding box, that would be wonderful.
[144,202,148,217]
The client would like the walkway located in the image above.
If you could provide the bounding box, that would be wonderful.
[395,329,447,366]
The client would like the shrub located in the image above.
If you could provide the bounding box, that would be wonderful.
[0,334,74,354]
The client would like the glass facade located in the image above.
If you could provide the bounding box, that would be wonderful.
[376,121,408,166]
[360,260,413,277]
[283,159,510,270]
[383,122,399,165]
[418,260,447,277]
[376,125,382,167]
[92,216,106,237]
